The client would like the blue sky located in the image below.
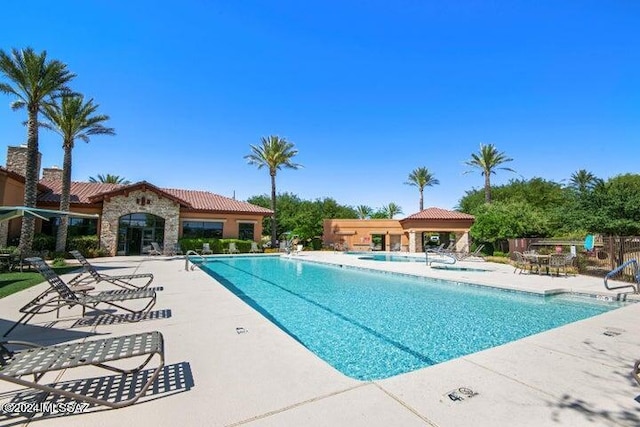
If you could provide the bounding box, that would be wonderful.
[1,1,638,214]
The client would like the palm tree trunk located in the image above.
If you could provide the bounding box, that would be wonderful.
[18,106,39,252]
[55,141,72,252]
[270,172,277,247]
[484,174,492,203]
[419,189,424,211]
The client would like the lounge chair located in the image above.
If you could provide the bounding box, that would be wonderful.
[0,331,164,408]
[455,244,485,261]
[149,242,163,256]
[3,257,157,337]
[68,250,154,290]
[249,242,261,253]
[202,243,213,255]
[391,242,401,252]
[227,242,240,254]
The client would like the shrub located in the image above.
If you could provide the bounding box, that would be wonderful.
[178,238,222,253]
[67,235,100,256]
[492,251,507,258]
[33,234,55,252]
[220,239,252,253]
[52,257,67,267]
[86,247,110,258]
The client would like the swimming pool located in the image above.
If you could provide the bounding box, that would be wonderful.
[356,254,425,263]
[201,257,626,380]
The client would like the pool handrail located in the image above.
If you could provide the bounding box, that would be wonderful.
[185,250,206,271]
[425,250,457,266]
[604,259,640,294]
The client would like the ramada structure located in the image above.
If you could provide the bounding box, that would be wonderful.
[0,146,272,255]
[323,208,475,253]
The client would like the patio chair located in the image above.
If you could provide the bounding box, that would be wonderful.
[149,242,163,256]
[513,251,531,274]
[249,242,261,253]
[391,242,401,252]
[455,244,485,261]
[549,253,568,276]
[68,250,154,290]
[228,242,240,254]
[202,243,213,255]
[3,258,157,337]
[0,331,165,408]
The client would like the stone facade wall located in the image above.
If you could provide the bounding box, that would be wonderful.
[6,146,41,179]
[100,189,180,255]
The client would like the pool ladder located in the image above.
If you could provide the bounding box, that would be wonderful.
[185,250,206,271]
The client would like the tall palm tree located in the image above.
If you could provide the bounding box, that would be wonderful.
[42,95,115,252]
[381,202,403,219]
[0,47,75,251]
[464,143,515,203]
[404,167,439,211]
[245,135,301,246]
[356,205,373,219]
[569,169,599,193]
[88,174,130,184]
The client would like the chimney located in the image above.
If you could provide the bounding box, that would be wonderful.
[6,145,41,179]
[42,166,64,184]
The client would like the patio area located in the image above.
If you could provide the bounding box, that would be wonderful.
[1,253,639,426]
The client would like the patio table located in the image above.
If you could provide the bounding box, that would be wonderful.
[525,254,550,275]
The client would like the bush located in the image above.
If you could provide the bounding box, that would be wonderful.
[52,257,67,267]
[178,238,222,254]
[33,234,55,252]
[86,247,110,258]
[220,239,253,253]
[67,235,100,256]
[492,251,508,258]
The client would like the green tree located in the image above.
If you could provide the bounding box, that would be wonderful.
[88,174,130,184]
[464,143,516,203]
[356,205,373,219]
[0,47,75,250]
[470,201,549,251]
[245,136,302,246]
[568,169,601,194]
[404,166,439,211]
[42,95,115,252]
[380,202,403,219]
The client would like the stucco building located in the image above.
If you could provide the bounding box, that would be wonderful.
[323,208,475,253]
[0,145,272,255]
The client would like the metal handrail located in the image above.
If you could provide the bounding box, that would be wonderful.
[604,259,639,293]
[185,250,206,271]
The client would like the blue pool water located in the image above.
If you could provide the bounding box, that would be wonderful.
[201,257,625,380]
[356,254,425,263]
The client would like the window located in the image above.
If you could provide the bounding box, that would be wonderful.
[182,221,223,238]
[238,223,254,241]
[41,217,98,237]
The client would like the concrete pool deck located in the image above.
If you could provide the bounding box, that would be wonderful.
[0,252,638,426]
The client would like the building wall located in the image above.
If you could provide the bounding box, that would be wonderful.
[0,173,26,246]
[323,219,409,251]
[100,189,180,255]
[179,211,264,240]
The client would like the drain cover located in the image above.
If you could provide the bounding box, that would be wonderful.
[236,327,249,334]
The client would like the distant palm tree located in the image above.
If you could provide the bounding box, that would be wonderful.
[89,174,130,184]
[356,205,373,219]
[569,169,599,193]
[0,47,75,250]
[381,202,403,219]
[42,95,115,252]
[464,143,516,203]
[405,167,439,211]
[245,135,302,247]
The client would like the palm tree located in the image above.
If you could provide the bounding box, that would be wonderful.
[464,143,516,203]
[404,167,439,211]
[88,174,130,184]
[356,205,373,219]
[381,202,403,219]
[569,169,599,193]
[0,47,75,251]
[245,135,302,246]
[42,95,115,252]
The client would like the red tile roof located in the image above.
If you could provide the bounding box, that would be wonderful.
[402,207,475,220]
[37,179,272,215]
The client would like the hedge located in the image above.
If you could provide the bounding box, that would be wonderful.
[178,238,257,254]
